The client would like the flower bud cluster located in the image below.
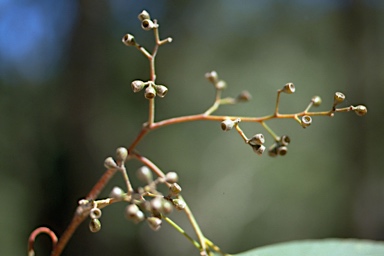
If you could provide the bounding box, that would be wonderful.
[122,167,183,231]
[131,80,168,99]
[205,71,227,90]
[268,135,291,157]
[137,10,158,31]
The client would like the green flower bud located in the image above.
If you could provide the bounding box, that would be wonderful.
[205,71,218,84]
[147,217,162,231]
[277,146,288,156]
[215,80,227,90]
[137,166,153,184]
[354,105,367,116]
[301,115,312,128]
[236,90,252,102]
[104,157,117,170]
[131,80,145,93]
[144,85,156,99]
[109,186,124,200]
[311,96,322,107]
[282,83,295,94]
[155,85,168,98]
[279,135,291,146]
[89,218,101,233]
[334,92,345,105]
[169,183,182,196]
[172,198,186,210]
[165,172,178,183]
[116,147,128,162]
[90,207,102,219]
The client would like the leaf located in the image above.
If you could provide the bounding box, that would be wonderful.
[232,239,384,256]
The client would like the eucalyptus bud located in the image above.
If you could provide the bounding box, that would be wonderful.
[89,219,101,233]
[104,157,117,170]
[172,198,186,210]
[90,207,102,219]
[282,83,295,94]
[155,85,168,98]
[277,146,288,156]
[131,80,145,93]
[248,133,265,146]
[147,217,162,231]
[141,19,156,31]
[137,166,153,184]
[144,85,156,99]
[215,80,227,90]
[279,135,291,146]
[354,105,367,116]
[165,172,178,183]
[311,96,322,107]
[138,10,150,21]
[334,92,345,105]
[169,183,182,196]
[252,144,266,156]
[116,147,128,162]
[122,34,136,46]
[236,90,252,102]
[205,71,218,84]
[109,186,124,200]
[301,115,312,128]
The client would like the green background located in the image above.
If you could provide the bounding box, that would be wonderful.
[1,1,383,255]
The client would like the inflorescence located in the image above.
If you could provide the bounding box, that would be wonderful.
[28,9,368,256]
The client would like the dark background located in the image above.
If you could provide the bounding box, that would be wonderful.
[1,0,383,255]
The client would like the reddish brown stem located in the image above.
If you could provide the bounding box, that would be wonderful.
[28,227,58,256]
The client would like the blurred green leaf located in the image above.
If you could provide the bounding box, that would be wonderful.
[232,239,384,256]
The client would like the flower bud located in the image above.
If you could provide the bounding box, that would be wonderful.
[150,197,163,212]
[172,198,186,210]
[277,146,288,156]
[138,10,150,21]
[248,133,265,146]
[109,186,124,200]
[125,204,145,223]
[221,118,240,131]
[89,218,101,233]
[137,166,153,184]
[90,207,102,219]
[104,157,117,170]
[144,85,156,99]
[282,83,295,94]
[311,96,322,107]
[147,217,162,231]
[141,19,155,31]
[215,80,227,90]
[165,172,178,183]
[252,144,265,156]
[236,90,252,102]
[334,92,345,105]
[122,34,136,46]
[116,147,128,162]
[354,105,367,116]
[279,135,291,146]
[268,144,278,157]
[131,80,145,93]
[155,85,168,98]
[162,200,173,214]
[301,115,312,128]
[205,71,218,84]
[169,183,182,196]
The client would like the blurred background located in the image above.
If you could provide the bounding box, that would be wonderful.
[1,0,383,255]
